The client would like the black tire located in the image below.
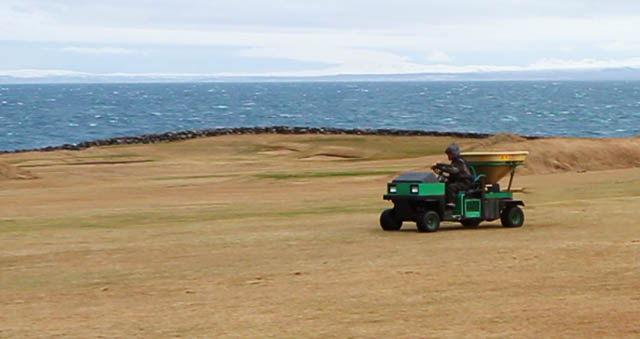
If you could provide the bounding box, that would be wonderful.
[501,206,524,227]
[417,211,440,233]
[380,209,402,231]
[461,219,481,228]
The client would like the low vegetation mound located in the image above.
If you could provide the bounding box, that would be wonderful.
[466,135,640,175]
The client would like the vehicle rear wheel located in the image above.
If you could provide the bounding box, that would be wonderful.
[501,206,524,227]
[380,209,402,231]
[417,211,440,232]
[461,219,481,228]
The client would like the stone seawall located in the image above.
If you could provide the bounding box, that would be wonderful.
[2,126,541,154]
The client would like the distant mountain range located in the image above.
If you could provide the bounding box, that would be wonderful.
[3,67,640,83]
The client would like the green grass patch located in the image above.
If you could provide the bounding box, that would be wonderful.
[150,174,239,181]
[71,153,143,159]
[255,170,397,180]
[275,204,380,217]
[231,142,264,155]
[0,200,384,235]
[0,213,170,233]
[299,136,369,143]
[7,153,143,165]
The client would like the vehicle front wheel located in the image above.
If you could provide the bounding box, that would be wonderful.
[417,211,440,232]
[380,209,402,231]
[501,206,524,227]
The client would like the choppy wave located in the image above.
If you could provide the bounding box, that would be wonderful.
[0,81,639,151]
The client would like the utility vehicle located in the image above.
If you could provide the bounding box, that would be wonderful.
[380,152,528,232]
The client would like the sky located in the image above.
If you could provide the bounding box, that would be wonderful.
[3,0,640,78]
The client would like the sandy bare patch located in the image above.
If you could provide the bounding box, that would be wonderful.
[0,161,38,180]
[257,145,299,156]
[259,149,297,155]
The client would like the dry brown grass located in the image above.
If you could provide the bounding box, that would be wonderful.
[0,161,38,180]
[1,134,639,338]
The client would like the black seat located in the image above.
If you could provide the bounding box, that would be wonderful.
[465,174,486,198]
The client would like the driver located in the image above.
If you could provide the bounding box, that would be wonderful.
[431,143,473,209]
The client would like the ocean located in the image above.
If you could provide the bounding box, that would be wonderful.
[0,81,639,151]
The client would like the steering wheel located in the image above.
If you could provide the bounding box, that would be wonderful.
[432,167,448,183]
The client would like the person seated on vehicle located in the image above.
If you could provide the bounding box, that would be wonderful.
[431,143,473,209]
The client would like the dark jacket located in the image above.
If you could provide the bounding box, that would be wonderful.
[436,156,474,184]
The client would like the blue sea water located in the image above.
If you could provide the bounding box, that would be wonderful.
[0,81,639,151]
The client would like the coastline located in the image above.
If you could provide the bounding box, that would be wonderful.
[2,126,546,154]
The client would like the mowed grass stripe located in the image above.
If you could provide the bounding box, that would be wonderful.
[150,174,239,180]
[0,203,383,233]
[255,170,397,180]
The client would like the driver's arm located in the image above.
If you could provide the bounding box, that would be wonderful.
[435,163,455,173]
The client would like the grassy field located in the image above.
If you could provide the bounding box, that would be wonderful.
[1,134,639,338]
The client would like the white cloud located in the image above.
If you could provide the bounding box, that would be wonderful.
[2,14,638,55]
[58,46,138,55]
[529,57,640,70]
[0,69,91,78]
[8,0,640,31]
[231,56,640,75]
[600,41,640,52]
[3,1,640,75]
[426,51,453,64]
[4,56,640,79]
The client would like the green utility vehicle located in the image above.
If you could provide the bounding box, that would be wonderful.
[380,151,528,232]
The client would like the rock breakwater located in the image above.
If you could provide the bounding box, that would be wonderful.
[2,126,541,154]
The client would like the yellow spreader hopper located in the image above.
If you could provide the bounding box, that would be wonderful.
[461,151,529,190]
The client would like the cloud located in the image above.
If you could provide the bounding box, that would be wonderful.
[600,41,640,52]
[529,57,640,70]
[9,0,640,31]
[58,46,138,55]
[4,56,640,79]
[0,69,91,78]
[3,1,640,75]
[426,51,453,64]
[3,1,640,50]
[248,56,640,75]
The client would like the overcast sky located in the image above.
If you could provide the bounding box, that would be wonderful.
[3,0,640,77]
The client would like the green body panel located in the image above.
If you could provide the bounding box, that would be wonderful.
[388,182,445,196]
[464,199,482,218]
[455,192,465,215]
[452,193,481,218]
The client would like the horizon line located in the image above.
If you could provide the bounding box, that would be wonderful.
[3,62,640,80]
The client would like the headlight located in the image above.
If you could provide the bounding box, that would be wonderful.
[410,185,419,194]
[388,185,397,193]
